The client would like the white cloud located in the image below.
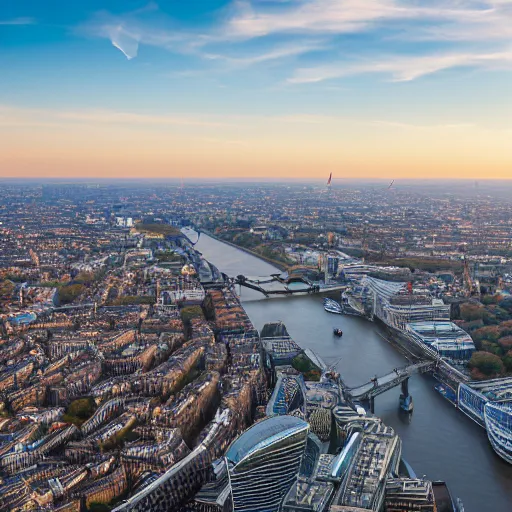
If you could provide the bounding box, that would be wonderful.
[289,50,512,83]
[0,17,36,26]
[0,105,230,129]
[107,25,140,60]
[78,10,190,60]
[401,1,512,42]
[225,0,493,38]
[204,41,326,66]
[77,0,512,87]
[79,7,327,70]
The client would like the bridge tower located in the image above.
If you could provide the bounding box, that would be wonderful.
[399,378,413,412]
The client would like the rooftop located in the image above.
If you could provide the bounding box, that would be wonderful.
[225,415,308,465]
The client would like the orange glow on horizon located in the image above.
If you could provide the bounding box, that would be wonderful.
[1,106,511,180]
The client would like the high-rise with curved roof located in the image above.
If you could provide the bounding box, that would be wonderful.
[225,415,309,512]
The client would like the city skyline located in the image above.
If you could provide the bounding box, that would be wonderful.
[1,1,511,179]
[2,179,512,509]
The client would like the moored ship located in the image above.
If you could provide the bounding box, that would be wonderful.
[432,481,465,512]
[323,297,342,314]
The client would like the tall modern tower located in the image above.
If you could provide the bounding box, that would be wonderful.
[225,415,309,512]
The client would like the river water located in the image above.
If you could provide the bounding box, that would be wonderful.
[190,230,512,512]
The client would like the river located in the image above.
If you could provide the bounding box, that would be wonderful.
[189,229,512,512]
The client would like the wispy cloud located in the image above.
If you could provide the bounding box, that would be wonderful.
[0,105,230,129]
[58,109,229,128]
[366,120,476,130]
[79,5,328,73]
[77,8,190,60]
[222,1,512,83]
[108,26,140,60]
[0,17,36,26]
[76,1,512,87]
[274,114,342,124]
[399,1,512,42]
[4,104,508,141]
[203,41,327,67]
[289,50,512,83]
[225,0,491,38]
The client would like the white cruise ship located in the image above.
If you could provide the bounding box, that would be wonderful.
[323,297,342,314]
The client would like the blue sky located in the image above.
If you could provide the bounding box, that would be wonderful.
[1,1,511,179]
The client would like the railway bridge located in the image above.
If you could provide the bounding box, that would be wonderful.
[345,360,435,413]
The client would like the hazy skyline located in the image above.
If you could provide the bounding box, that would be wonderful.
[1,1,511,179]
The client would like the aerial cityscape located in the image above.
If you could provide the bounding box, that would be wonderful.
[2,1,512,512]
[0,180,511,512]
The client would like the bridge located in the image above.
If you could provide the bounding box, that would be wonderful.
[231,274,343,298]
[345,361,435,413]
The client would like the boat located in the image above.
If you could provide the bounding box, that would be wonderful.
[432,481,464,512]
[333,328,343,337]
[399,458,417,478]
[324,297,342,314]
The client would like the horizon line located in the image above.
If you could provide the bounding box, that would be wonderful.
[0,177,507,183]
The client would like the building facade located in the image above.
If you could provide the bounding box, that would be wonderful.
[225,416,309,512]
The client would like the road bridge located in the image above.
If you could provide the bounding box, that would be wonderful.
[232,274,321,297]
[345,361,435,413]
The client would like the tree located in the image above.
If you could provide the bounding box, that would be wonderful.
[74,271,95,285]
[468,352,504,377]
[180,305,204,325]
[135,223,181,237]
[481,340,503,356]
[503,351,512,373]
[62,397,96,426]
[58,283,85,304]
[472,325,501,343]
[498,297,512,314]
[112,296,155,306]
[499,320,512,337]
[291,354,321,382]
[88,503,111,512]
[482,294,501,306]
[460,303,484,322]
[498,336,512,351]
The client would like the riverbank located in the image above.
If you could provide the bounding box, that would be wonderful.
[199,229,289,272]
[191,231,512,512]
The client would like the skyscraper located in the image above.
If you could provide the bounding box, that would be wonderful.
[225,415,309,512]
